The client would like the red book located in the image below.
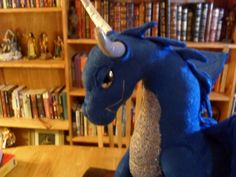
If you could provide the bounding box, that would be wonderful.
[0,153,17,176]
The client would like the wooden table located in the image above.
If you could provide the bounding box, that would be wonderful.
[3,145,126,177]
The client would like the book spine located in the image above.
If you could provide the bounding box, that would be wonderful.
[145,2,152,36]
[139,2,145,27]
[181,7,188,41]
[126,2,134,29]
[170,3,177,39]
[209,8,219,42]
[205,2,213,42]
[109,1,115,29]
[193,3,202,42]
[165,0,170,38]
[0,91,3,118]
[176,5,182,40]
[85,12,90,39]
[30,94,38,118]
[216,9,224,41]
[114,2,121,32]
[36,93,45,118]
[133,3,139,28]
[120,2,127,32]
[43,92,50,118]
[187,9,193,41]
[1,91,6,117]
[103,0,109,23]
[152,1,159,36]
[199,3,208,42]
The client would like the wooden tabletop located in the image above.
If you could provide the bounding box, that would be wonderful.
[3,145,126,177]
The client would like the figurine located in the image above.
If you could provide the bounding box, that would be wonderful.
[39,32,52,59]
[68,6,79,38]
[53,35,63,59]
[27,32,37,59]
[0,128,16,149]
[0,29,22,61]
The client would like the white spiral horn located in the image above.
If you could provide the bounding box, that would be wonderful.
[80,0,126,57]
[80,0,112,34]
[95,27,126,58]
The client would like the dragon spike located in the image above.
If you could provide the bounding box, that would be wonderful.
[80,0,112,34]
[95,27,126,58]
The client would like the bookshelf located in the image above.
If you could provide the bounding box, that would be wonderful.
[64,0,236,147]
[0,0,235,148]
[0,1,68,146]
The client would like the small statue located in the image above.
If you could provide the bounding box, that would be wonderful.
[68,6,79,38]
[0,128,16,149]
[0,30,22,61]
[27,32,37,59]
[53,35,63,59]
[39,32,52,59]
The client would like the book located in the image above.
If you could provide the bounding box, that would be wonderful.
[209,8,220,42]
[193,3,202,42]
[219,64,228,93]
[170,3,177,39]
[0,153,17,177]
[232,94,236,115]
[159,0,166,37]
[205,2,214,42]
[82,167,115,177]
[199,3,208,42]
[181,7,188,41]
[176,5,182,40]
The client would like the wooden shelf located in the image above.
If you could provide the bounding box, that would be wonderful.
[0,59,65,69]
[71,136,129,145]
[209,92,230,101]
[67,39,96,45]
[0,7,62,13]
[66,39,236,50]
[70,88,85,96]
[0,117,69,130]
[187,42,236,49]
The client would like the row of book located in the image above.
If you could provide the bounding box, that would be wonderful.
[72,0,234,42]
[0,0,61,8]
[72,103,97,136]
[72,102,135,137]
[0,84,68,120]
[71,53,87,88]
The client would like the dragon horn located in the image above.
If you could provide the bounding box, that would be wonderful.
[80,0,112,34]
[95,27,126,58]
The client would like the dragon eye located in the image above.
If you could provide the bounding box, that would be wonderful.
[101,70,114,89]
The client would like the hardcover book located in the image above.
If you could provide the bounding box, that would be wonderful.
[0,153,17,177]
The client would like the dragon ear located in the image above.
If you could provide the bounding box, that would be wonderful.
[121,22,157,38]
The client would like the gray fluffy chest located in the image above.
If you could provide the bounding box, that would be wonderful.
[129,89,163,177]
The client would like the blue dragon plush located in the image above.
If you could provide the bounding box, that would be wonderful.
[80,1,236,176]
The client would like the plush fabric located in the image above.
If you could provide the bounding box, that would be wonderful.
[82,22,235,177]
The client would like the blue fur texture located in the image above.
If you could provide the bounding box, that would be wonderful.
[82,22,235,177]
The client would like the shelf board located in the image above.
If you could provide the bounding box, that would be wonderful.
[0,117,68,130]
[67,39,96,45]
[70,135,129,145]
[187,42,236,49]
[210,92,230,101]
[66,39,236,49]
[69,88,229,101]
[0,7,62,13]
[70,88,85,96]
[0,59,65,69]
